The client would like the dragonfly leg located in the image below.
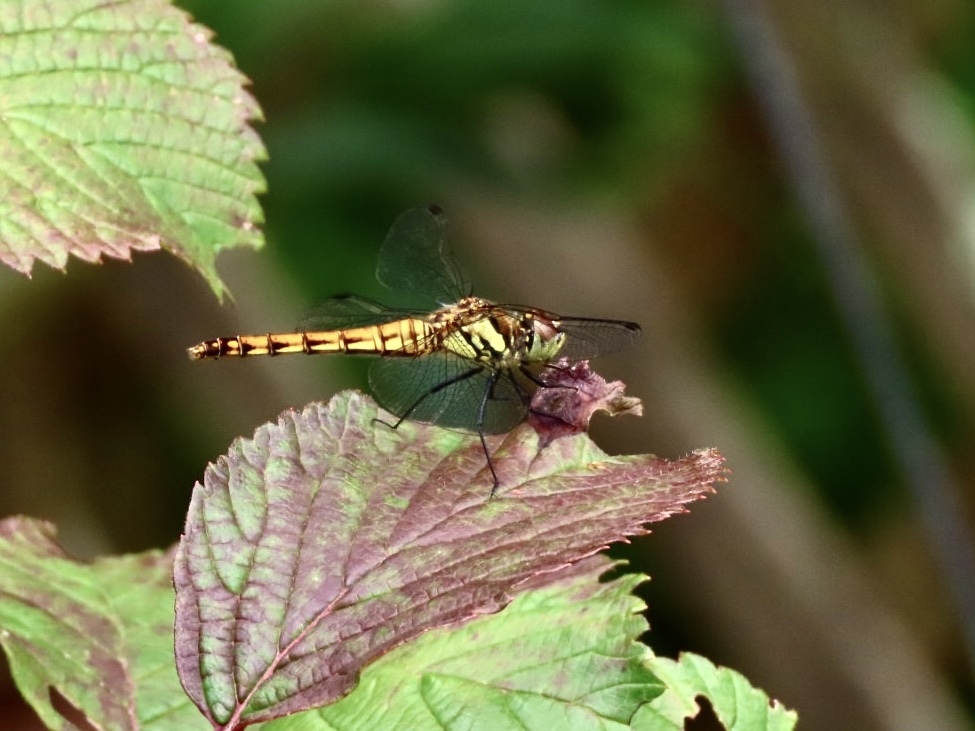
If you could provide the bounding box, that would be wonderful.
[518,365,550,389]
[373,366,484,430]
[477,370,502,494]
[372,366,502,490]
[519,363,576,426]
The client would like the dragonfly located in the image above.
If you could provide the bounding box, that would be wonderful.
[188,205,641,491]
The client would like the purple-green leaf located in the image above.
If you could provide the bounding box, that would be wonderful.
[174,391,726,728]
[0,518,204,731]
[291,555,662,731]
[530,358,643,440]
[0,0,265,298]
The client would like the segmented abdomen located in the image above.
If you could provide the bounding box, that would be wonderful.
[187,318,436,360]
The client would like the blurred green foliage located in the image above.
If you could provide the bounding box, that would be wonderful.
[181,0,725,299]
[172,0,969,530]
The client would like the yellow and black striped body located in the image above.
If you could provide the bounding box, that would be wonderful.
[433,297,565,369]
[187,317,436,360]
[187,296,566,365]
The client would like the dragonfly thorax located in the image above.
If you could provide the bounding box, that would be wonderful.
[435,297,566,368]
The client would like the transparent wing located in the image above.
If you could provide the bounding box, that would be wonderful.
[295,295,417,331]
[550,316,642,361]
[369,355,528,434]
[375,205,470,305]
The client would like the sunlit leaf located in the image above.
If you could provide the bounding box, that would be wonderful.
[635,653,798,731]
[174,391,726,726]
[270,555,662,731]
[0,518,204,731]
[0,0,265,297]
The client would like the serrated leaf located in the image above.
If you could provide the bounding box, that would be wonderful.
[174,391,726,727]
[0,0,266,297]
[635,653,797,731]
[267,555,661,731]
[0,517,204,731]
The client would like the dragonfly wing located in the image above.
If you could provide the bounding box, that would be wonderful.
[375,205,470,304]
[295,295,416,331]
[369,355,527,434]
[554,317,642,361]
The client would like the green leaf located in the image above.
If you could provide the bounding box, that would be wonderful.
[0,0,266,298]
[635,653,798,731]
[267,556,662,731]
[0,518,205,731]
[174,391,727,727]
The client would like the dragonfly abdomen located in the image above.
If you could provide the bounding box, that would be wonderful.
[187,318,436,360]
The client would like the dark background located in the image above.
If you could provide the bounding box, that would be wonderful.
[1,1,974,729]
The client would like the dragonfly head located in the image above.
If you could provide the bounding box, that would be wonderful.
[526,314,566,363]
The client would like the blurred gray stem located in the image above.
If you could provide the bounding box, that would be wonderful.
[719,0,975,682]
